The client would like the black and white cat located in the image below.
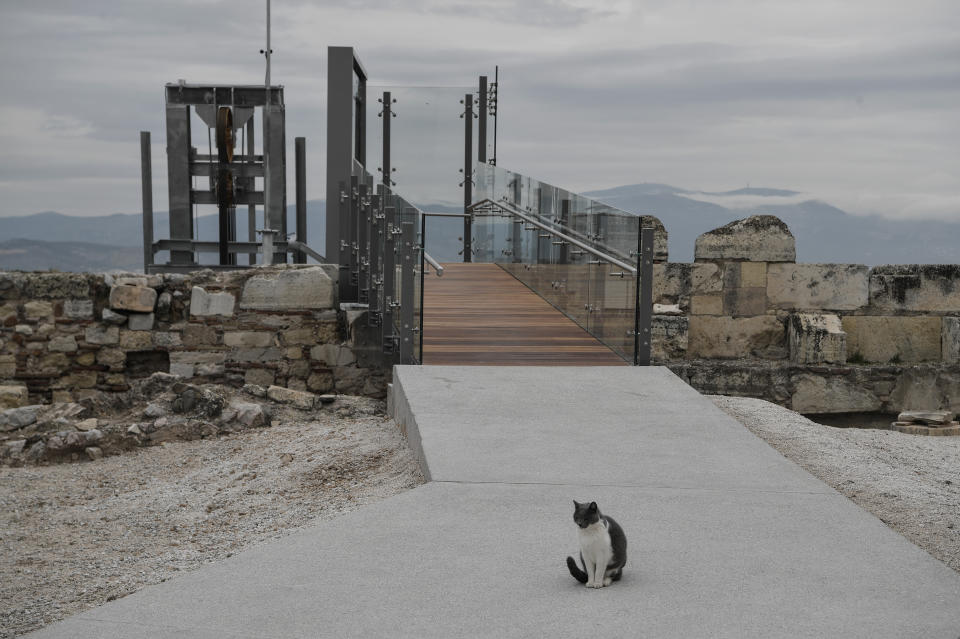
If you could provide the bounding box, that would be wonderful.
[566,500,627,588]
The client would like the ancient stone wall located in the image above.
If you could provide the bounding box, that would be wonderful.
[0,265,387,408]
[651,215,960,414]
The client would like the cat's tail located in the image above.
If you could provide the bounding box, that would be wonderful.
[566,556,588,583]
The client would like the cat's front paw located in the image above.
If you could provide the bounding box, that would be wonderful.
[592,581,603,589]
[603,577,612,587]
[585,581,595,588]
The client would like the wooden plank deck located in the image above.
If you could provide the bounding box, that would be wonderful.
[421,263,626,366]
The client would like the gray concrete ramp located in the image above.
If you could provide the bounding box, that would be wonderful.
[28,366,960,638]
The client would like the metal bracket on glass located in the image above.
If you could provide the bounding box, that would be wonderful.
[570,249,586,256]
[609,271,626,278]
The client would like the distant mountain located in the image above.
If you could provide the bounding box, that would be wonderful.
[2,183,957,271]
[0,239,142,272]
[584,183,960,264]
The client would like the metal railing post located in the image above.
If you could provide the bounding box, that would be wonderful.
[139,131,154,273]
[382,206,397,355]
[399,219,415,363]
[635,227,655,365]
[357,182,370,303]
[478,76,487,163]
[462,93,473,263]
[347,174,360,301]
[294,136,307,264]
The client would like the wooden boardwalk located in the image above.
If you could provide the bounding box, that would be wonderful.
[421,263,626,366]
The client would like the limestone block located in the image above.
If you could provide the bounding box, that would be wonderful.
[226,348,283,363]
[75,352,95,366]
[897,410,954,425]
[15,324,32,335]
[0,385,28,409]
[687,315,786,360]
[307,370,334,393]
[48,335,78,353]
[189,287,235,317]
[740,262,767,288]
[23,273,90,299]
[285,346,304,359]
[694,215,796,263]
[0,303,17,326]
[767,264,869,311]
[110,284,157,312]
[169,352,226,378]
[128,312,155,331]
[244,368,276,387]
[85,325,119,345]
[889,368,960,414]
[119,330,153,350]
[63,300,94,320]
[266,385,317,409]
[310,344,357,367]
[115,276,148,287]
[0,405,39,431]
[869,265,960,313]
[182,324,219,347]
[283,327,317,346]
[690,295,722,316]
[944,317,960,364]
[60,370,98,389]
[842,316,941,363]
[51,390,73,403]
[240,267,335,311]
[789,313,846,365]
[153,332,182,348]
[24,301,54,321]
[652,315,688,361]
[722,286,766,317]
[224,331,275,348]
[790,374,881,414]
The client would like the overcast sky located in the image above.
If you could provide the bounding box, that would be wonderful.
[0,0,957,223]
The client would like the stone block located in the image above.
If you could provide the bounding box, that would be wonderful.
[85,325,119,345]
[60,370,98,389]
[115,276,148,287]
[0,303,17,326]
[169,352,226,378]
[943,317,960,364]
[120,330,153,350]
[15,324,32,335]
[128,312,155,331]
[310,344,357,367]
[888,368,960,414]
[153,332,182,348]
[790,374,881,414]
[869,265,960,313]
[0,354,16,377]
[75,352,96,366]
[687,315,786,359]
[240,267,335,311]
[224,331,275,348]
[266,385,317,409]
[307,370,334,393]
[0,385,28,409]
[244,368,276,387]
[24,301,54,321]
[183,324,219,347]
[842,316,941,363]
[48,335,78,353]
[694,215,796,263]
[690,295,722,316]
[110,284,157,312]
[96,348,126,370]
[767,264,869,311]
[226,348,283,363]
[652,315,688,360]
[0,405,39,431]
[51,390,73,403]
[722,287,766,317]
[189,286,235,317]
[101,309,128,325]
[285,346,304,359]
[739,262,767,288]
[63,299,94,320]
[282,328,317,346]
[789,313,846,365]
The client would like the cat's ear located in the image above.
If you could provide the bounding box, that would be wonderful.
[572,500,580,508]
[588,502,598,512]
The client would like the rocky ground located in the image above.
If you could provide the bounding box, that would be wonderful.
[0,389,423,638]
[711,395,960,574]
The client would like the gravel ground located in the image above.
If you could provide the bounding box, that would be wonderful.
[711,395,960,574]
[0,396,423,639]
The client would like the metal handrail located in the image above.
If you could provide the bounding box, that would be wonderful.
[423,251,444,276]
[469,198,638,275]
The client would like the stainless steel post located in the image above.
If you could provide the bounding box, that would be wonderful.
[140,131,154,273]
[399,220,415,364]
[295,136,307,263]
[636,227,655,365]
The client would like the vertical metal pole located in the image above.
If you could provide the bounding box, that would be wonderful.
[347,175,360,300]
[560,199,570,264]
[382,206,397,355]
[636,227,655,366]
[357,182,370,302]
[165,104,193,265]
[491,65,498,166]
[382,91,392,188]
[478,76,487,164]
[399,220,415,364]
[327,47,362,288]
[246,118,257,265]
[295,136,307,263]
[463,93,473,263]
[419,211,426,363]
[140,131,154,274]
[370,186,383,318]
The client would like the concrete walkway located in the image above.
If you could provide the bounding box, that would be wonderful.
[29,367,960,638]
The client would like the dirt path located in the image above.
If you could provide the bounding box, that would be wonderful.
[0,396,422,638]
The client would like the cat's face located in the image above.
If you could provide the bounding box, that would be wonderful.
[572,500,600,529]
